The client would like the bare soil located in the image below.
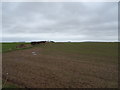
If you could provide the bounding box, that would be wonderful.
[16,44,32,49]
[2,47,118,88]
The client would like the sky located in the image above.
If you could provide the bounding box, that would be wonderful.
[2,2,118,42]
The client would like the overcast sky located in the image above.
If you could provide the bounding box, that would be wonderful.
[2,2,118,42]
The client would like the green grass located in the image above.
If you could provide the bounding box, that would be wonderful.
[2,80,18,89]
[2,84,18,88]
[2,42,31,53]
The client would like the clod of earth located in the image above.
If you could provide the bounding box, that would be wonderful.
[32,52,35,54]
[33,53,37,55]
[32,52,37,55]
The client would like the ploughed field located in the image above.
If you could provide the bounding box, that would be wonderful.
[2,42,118,88]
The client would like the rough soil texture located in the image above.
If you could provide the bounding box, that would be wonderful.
[2,47,118,88]
[16,44,32,49]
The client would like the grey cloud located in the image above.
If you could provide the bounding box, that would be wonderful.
[2,2,118,42]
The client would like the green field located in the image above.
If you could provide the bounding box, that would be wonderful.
[39,42,118,64]
[42,42,118,56]
[2,42,118,56]
[2,42,31,53]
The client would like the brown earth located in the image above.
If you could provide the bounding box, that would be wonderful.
[16,44,32,49]
[2,47,118,88]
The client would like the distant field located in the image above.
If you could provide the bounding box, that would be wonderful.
[2,43,31,53]
[39,42,118,64]
[2,42,118,88]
